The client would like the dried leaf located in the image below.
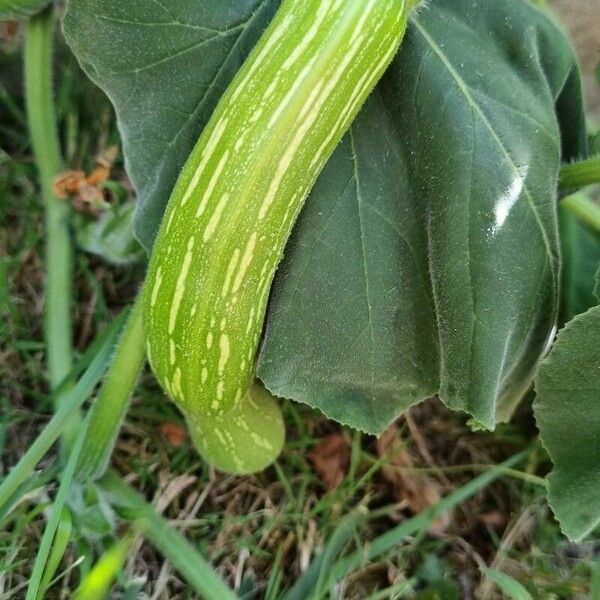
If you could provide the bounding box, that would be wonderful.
[86,165,110,187]
[74,183,106,212]
[1,21,20,46]
[97,144,119,169]
[308,434,350,491]
[377,425,448,531]
[53,170,86,199]
[158,422,187,448]
[479,511,509,531]
[53,149,116,212]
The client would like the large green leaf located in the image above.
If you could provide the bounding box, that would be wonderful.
[63,0,280,250]
[534,305,600,541]
[63,0,586,433]
[261,0,586,432]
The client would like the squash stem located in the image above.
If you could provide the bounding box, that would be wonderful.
[25,8,78,451]
[561,192,600,234]
[76,294,146,480]
[560,155,600,192]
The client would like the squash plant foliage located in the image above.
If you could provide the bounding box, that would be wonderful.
[0,0,49,19]
[63,0,599,538]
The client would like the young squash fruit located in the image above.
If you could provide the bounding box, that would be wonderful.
[144,0,411,473]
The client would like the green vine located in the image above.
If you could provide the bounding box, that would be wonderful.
[560,155,600,192]
[24,8,77,450]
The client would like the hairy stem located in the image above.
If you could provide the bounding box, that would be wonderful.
[25,8,77,449]
[76,296,146,480]
[560,155,600,192]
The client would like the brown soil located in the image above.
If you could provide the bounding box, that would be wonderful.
[552,0,600,118]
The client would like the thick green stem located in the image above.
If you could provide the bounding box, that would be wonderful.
[560,155,600,192]
[25,9,77,445]
[76,296,146,480]
[561,192,600,234]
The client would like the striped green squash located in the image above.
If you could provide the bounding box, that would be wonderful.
[144,0,411,473]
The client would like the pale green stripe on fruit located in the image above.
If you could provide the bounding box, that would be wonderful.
[144,0,410,473]
[187,383,286,475]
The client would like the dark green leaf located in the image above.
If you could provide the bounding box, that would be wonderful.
[64,0,586,433]
[63,0,280,250]
[534,305,600,541]
[261,0,586,432]
[0,0,50,20]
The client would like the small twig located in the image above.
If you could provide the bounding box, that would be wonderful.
[405,410,452,487]
[477,505,539,599]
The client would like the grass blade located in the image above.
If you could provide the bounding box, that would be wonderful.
[54,310,128,395]
[26,414,90,600]
[311,512,364,600]
[591,561,600,600]
[75,535,133,600]
[36,506,73,599]
[284,451,528,599]
[364,579,414,600]
[481,567,533,600]
[99,471,237,600]
[0,317,122,515]
[76,297,146,480]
